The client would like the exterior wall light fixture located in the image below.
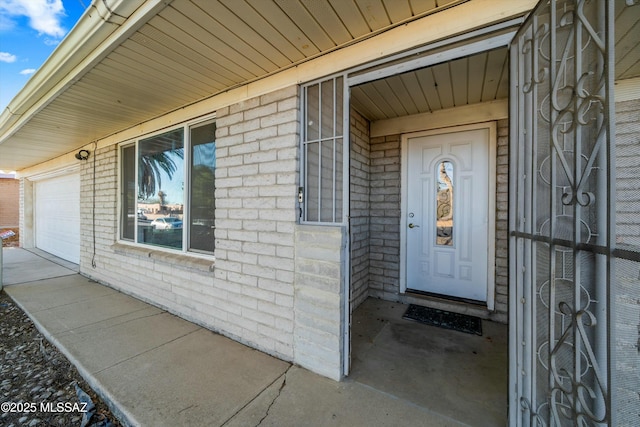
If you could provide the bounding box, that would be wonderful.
[75,150,90,160]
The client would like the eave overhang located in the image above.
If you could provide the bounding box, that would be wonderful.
[0,0,545,171]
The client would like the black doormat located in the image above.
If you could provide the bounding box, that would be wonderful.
[402,304,482,336]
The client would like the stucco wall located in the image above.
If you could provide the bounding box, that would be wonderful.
[0,178,19,228]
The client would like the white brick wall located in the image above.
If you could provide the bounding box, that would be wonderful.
[615,258,640,427]
[614,97,640,426]
[495,119,509,316]
[350,108,371,310]
[616,98,640,247]
[18,178,33,248]
[368,134,402,301]
[79,85,301,364]
[294,225,346,380]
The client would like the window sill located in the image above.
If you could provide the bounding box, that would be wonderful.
[111,242,215,273]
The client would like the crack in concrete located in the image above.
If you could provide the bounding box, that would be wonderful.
[220,364,292,427]
[177,404,195,414]
[255,365,291,427]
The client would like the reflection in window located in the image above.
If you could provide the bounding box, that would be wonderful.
[436,161,454,246]
[189,122,216,253]
[121,145,135,240]
[120,121,216,254]
[138,128,184,249]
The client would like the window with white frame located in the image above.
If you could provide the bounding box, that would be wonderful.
[120,120,216,254]
[301,76,345,223]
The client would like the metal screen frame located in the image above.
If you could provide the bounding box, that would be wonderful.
[300,75,349,225]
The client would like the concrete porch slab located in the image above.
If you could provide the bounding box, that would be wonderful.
[3,248,509,426]
[228,365,465,427]
[1,247,77,285]
[92,328,290,426]
[350,298,509,427]
[5,274,116,312]
[52,310,190,374]
[15,290,157,335]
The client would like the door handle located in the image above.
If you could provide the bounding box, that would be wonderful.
[408,223,420,228]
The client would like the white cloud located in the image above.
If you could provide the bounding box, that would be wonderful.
[19,68,36,75]
[43,37,61,46]
[0,51,16,62]
[0,12,14,31]
[0,0,67,38]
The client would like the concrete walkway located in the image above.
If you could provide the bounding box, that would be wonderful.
[2,248,465,427]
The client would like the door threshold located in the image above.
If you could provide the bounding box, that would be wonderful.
[405,289,486,307]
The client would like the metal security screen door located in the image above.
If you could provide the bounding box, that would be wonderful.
[509,0,615,425]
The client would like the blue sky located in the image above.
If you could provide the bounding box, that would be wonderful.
[0,0,88,113]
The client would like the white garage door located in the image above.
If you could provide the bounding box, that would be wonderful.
[35,173,80,264]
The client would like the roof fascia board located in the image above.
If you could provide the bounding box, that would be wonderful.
[0,0,171,144]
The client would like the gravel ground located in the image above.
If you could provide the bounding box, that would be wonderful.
[0,290,121,427]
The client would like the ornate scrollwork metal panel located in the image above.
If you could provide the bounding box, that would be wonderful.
[510,0,614,425]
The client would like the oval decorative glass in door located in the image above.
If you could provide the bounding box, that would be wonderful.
[436,161,453,246]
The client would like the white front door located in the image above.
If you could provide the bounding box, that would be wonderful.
[404,125,492,302]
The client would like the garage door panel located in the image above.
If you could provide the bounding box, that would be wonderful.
[35,173,80,264]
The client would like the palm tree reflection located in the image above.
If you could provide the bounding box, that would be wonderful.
[436,161,453,246]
